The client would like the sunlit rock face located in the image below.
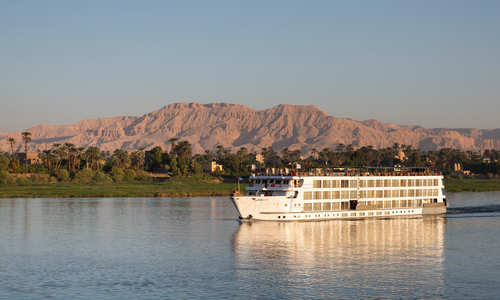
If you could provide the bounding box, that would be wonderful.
[1,103,499,153]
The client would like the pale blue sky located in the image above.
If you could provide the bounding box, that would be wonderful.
[1,1,499,131]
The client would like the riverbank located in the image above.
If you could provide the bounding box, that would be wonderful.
[1,177,499,198]
[0,178,241,198]
[444,178,500,192]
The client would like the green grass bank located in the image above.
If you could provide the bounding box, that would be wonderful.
[444,178,500,192]
[1,177,500,198]
[0,178,242,198]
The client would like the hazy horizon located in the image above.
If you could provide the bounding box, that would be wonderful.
[1,1,499,131]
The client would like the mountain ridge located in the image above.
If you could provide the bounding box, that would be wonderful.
[1,102,499,153]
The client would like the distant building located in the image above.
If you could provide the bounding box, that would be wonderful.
[205,161,223,173]
[15,152,42,165]
[453,162,462,172]
[255,154,264,164]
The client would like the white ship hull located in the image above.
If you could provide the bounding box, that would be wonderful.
[231,172,447,222]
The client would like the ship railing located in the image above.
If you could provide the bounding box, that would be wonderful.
[251,168,442,177]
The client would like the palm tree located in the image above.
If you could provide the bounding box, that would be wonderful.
[8,137,15,156]
[168,138,179,153]
[112,149,131,169]
[21,132,32,169]
[21,132,31,154]
[84,146,101,170]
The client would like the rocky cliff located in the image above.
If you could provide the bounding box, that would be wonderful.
[1,103,499,153]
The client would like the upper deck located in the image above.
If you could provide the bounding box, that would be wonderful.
[247,167,443,194]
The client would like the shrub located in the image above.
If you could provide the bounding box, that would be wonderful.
[0,156,10,171]
[135,170,152,183]
[15,176,31,186]
[93,171,112,184]
[110,166,125,183]
[73,168,94,184]
[124,169,136,182]
[31,174,49,184]
[0,170,14,185]
[56,169,70,182]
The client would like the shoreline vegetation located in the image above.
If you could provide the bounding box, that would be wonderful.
[0,177,499,198]
[1,134,500,198]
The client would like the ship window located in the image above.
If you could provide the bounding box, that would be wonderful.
[322,202,331,211]
[416,179,422,187]
[408,179,415,187]
[359,180,366,188]
[433,179,439,186]
[392,179,399,187]
[392,190,399,197]
[341,190,349,199]
[367,180,375,187]
[376,180,383,187]
[333,191,340,199]
[341,201,349,210]
[303,192,312,200]
[332,202,341,211]
[350,191,357,198]
[384,179,391,187]
[304,203,312,211]
[392,200,399,208]
[322,180,331,188]
[340,180,349,188]
[384,200,391,209]
[314,191,322,200]
[323,191,331,200]
[384,190,391,198]
[408,189,415,197]
[401,200,408,208]
[400,179,407,187]
[350,180,358,188]
[313,203,321,211]
[332,180,340,188]
[313,180,322,188]
[376,190,383,198]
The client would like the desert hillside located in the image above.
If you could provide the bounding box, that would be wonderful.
[1,102,499,153]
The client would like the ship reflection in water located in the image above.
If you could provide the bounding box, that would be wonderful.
[232,217,446,298]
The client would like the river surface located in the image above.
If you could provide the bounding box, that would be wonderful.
[1,192,500,299]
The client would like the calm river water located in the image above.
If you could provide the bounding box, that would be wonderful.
[1,192,500,299]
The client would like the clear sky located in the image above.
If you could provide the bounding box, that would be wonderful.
[1,0,499,132]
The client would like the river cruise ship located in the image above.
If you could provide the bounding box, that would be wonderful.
[231,167,447,221]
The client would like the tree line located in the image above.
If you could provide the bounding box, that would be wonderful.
[1,134,500,185]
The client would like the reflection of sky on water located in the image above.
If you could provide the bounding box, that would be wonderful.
[1,194,500,299]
